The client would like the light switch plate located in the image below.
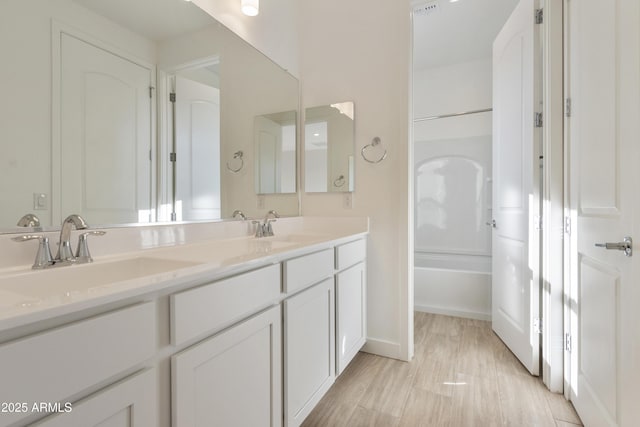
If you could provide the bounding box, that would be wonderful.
[33,193,47,210]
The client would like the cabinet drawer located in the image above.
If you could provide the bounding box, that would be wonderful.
[0,303,155,427]
[335,239,366,270]
[283,249,333,294]
[171,264,280,346]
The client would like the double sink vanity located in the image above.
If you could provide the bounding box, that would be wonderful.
[0,217,368,427]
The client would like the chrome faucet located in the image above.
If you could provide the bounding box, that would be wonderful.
[263,210,279,237]
[13,214,105,269]
[251,210,280,238]
[266,210,280,220]
[56,214,88,262]
[232,210,247,220]
[17,213,41,228]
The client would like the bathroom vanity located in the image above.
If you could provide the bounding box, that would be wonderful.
[0,218,367,427]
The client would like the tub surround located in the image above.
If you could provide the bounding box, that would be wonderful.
[0,216,368,427]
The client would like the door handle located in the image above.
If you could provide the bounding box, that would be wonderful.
[486,219,497,228]
[595,236,632,257]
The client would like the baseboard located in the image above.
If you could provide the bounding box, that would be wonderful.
[361,338,403,360]
[414,304,491,321]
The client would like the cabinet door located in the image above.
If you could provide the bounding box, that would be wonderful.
[336,262,367,375]
[284,278,335,427]
[172,305,282,427]
[33,369,156,427]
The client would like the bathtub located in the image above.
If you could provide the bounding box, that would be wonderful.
[414,252,492,321]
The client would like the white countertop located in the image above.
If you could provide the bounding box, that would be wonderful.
[0,223,367,333]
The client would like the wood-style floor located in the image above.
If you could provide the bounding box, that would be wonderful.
[302,312,582,427]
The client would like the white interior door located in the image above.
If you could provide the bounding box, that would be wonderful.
[175,75,221,221]
[60,33,152,224]
[566,0,640,424]
[491,0,541,376]
[255,116,282,194]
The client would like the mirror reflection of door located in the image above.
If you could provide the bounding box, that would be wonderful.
[60,32,153,225]
[255,116,281,194]
[253,111,297,194]
[173,73,221,221]
[304,121,328,192]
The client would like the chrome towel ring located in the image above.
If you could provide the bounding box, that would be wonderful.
[333,175,346,188]
[226,150,244,173]
[361,137,387,164]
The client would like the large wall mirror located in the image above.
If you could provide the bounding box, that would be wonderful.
[304,102,355,193]
[0,0,299,232]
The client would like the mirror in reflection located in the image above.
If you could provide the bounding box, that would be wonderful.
[0,0,299,232]
[304,102,355,193]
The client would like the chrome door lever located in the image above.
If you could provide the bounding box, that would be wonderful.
[486,219,497,228]
[595,236,632,257]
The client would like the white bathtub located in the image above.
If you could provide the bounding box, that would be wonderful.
[414,252,492,321]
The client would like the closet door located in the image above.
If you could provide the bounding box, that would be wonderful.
[491,0,541,375]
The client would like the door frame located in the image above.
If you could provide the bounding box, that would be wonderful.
[156,56,220,222]
[540,0,565,393]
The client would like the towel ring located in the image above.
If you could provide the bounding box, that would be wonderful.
[333,175,346,188]
[226,151,244,173]
[361,137,387,164]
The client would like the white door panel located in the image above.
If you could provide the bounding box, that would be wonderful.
[175,75,221,221]
[255,116,282,194]
[60,34,152,224]
[567,0,640,425]
[492,0,540,375]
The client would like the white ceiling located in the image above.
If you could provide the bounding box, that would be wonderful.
[413,0,519,70]
[74,0,214,42]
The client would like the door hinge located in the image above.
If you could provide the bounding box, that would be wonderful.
[565,333,572,352]
[565,98,572,117]
[533,318,542,335]
[149,86,155,98]
[535,8,543,24]
[169,92,176,103]
[534,215,543,231]
[169,152,176,162]
[564,216,572,236]
[535,112,543,128]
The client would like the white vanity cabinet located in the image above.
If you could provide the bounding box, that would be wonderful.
[32,369,156,427]
[170,264,283,427]
[172,305,282,427]
[335,238,367,375]
[282,250,336,427]
[0,230,368,427]
[0,302,156,427]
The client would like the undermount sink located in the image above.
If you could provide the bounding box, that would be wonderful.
[263,233,326,244]
[0,257,201,305]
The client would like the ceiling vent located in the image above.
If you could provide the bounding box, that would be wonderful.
[413,1,440,17]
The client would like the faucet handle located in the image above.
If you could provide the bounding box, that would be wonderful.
[75,231,106,264]
[264,218,277,237]
[251,220,264,238]
[11,234,54,269]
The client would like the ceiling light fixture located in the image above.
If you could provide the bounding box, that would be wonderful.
[241,0,259,16]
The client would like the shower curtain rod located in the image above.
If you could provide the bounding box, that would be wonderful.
[414,108,493,122]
